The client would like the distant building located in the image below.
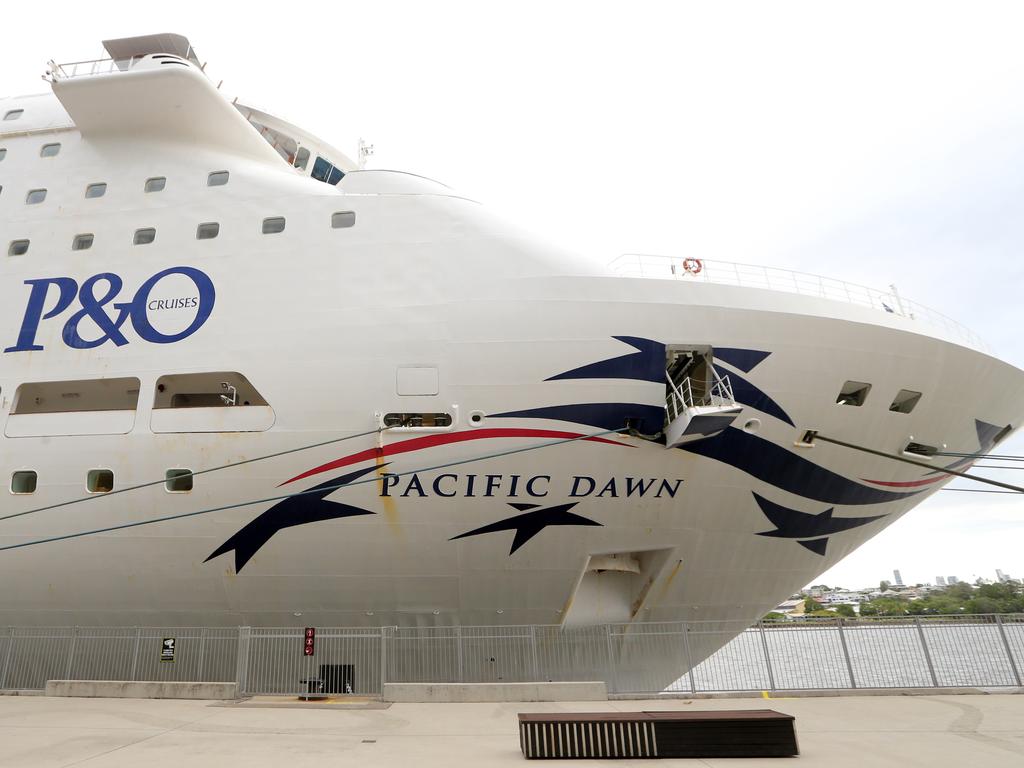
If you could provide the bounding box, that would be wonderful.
[948,575,958,585]
[936,576,946,586]
[893,569,904,586]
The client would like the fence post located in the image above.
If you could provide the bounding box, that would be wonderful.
[64,627,78,680]
[129,627,142,681]
[758,621,776,692]
[680,622,696,694]
[604,624,619,694]
[1,627,14,689]
[456,626,464,683]
[915,618,940,687]
[235,627,251,695]
[379,627,388,695]
[529,625,540,681]
[837,618,857,689]
[197,628,208,681]
[994,615,1022,687]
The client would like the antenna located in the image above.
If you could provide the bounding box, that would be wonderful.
[358,138,375,169]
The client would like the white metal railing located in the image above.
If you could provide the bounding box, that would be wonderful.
[610,254,991,353]
[666,370,735,424]
[46,57,139,82]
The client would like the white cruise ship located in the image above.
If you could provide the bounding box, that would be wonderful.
[1,33,1022,686]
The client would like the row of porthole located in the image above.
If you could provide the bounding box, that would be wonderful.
[0,170,230,205]
[837,381,921,413]
[7,210,357,256]
[0,142,60,162]
[10,468,194,495]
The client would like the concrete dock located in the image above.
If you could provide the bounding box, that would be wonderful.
[1,692,1022,766]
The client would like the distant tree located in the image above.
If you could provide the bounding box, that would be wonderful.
[833,604,856,617]
[859,597,908,616]
[807,610,838,618]
[966,597,1002,615]
[762,612,786,622]
[879,580,892,591]
[803,597,825,613]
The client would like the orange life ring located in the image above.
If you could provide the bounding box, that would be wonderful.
[682,257,703,275]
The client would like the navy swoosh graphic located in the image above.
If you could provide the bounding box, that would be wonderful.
[715,348,771,373]
[712,363,794,427]
[450,502,602,555]
[680,427,918,505]
[206,464,380,572]
[546,336,666,384]
[491,402,665,434]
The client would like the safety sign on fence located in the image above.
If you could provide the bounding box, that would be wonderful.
[304,627,315,656]
[160,637,176,663]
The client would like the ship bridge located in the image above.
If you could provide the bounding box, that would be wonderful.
[42,32,356,182]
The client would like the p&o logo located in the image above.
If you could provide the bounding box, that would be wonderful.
[4,266,216,353]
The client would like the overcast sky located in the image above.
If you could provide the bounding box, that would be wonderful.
[3,1,1022,590]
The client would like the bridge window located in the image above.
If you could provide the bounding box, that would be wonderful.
[8,240,29,256]
[293,147,310,170]
[836,381,871,407]
[262,217,286,234]
[87,469,114,493]
[3,109,23,121]
[312,156,344,185]
[207,170,229,187]
[11,471,37,495]
[144,176,166,193]
[40,143,61,158]
[165,469,194,492]
[196,222,219,240]
[889,389,922,414]
[85,182,107,198]
[72,233,94,251]
[332,211,356,229]
[134,228,156,245]
[25,189,46,205]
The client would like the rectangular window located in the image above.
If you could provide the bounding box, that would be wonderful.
[11,471,37,494]
[0,148,6,161]
[196,222,219,240]
[134,228,156,245]
[332,211,356,229]
[144,176,166,193]
[87,469,114,493]
[165,469,194,492]
[3,109,23,121]
[836,381,871,407]
[25,189,47,205]
[85,182,107,198]
[207,170,229,186]
[262,217,286,234]
[8,240,29,256]
[72,233,94,251]
[11,377,141,415]
[40,143,61,158]
[383,413,453,428]
[889,390,922,414]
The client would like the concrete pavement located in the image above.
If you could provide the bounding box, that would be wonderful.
[0,692,1022,767]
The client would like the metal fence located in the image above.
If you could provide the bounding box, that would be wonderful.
[1,615,1021,696]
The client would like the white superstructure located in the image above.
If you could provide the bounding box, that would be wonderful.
[2,34,1022,685]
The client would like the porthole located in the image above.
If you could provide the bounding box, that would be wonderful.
[743,418,761,433]
[3,109,23,121]
[469,411,485,426]
[25,189,47,205]
[165,469,194,492]
[331,211,356,229]
[72,233,94,251]
[85,182,107,198]
[207,170,229,187]
[40,142,61,158]
[196,222,220,240]
[8,240,29,256]
[133,228,156,245]
[262,216,286,234]
[11,470,37,494]
[86,469,114,493]
[144,176,166,193]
